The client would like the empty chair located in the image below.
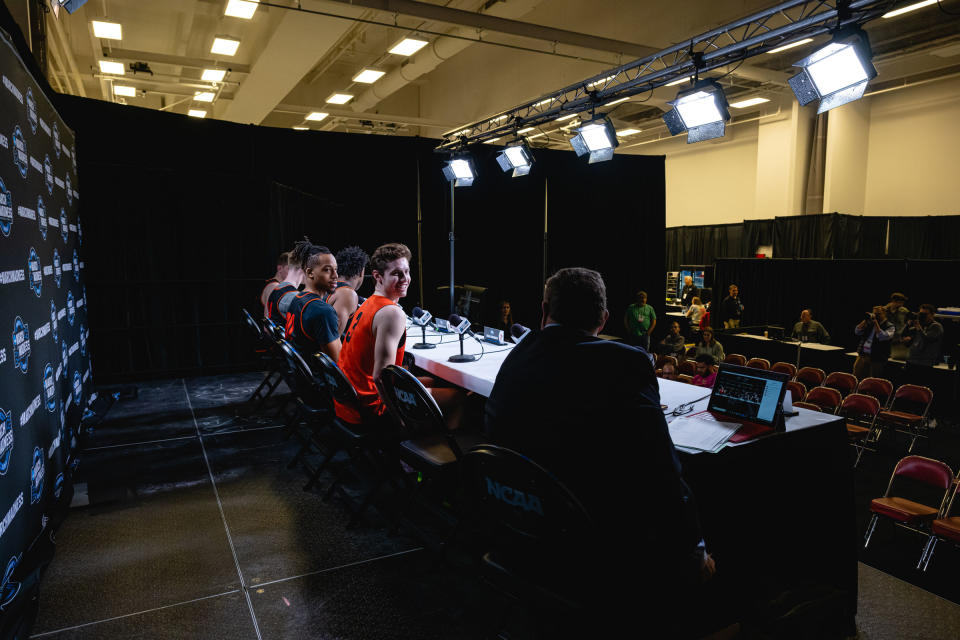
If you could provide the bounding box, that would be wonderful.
[920,485,960,571]
[793,401,822,412]
[838,393,881,466]
[242,308,285,413]
[804,386,843,414]
[857,377,894,409]
[745,358,770,370]
[785,380,807,404]
[795,366,826,389]
[824,372,858,398]
[877,384,934,452]
[771,362,797,378]
[723,354,746,366]
[678,360,696,376]
[864,455,953,550]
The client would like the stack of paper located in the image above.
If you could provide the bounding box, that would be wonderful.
[668,414,741,453]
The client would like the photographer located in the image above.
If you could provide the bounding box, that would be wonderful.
[854,306,895,379]
[903,304,943,390]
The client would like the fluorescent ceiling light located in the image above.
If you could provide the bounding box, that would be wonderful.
[605,97,630,107]
[518,126,535,134]
[194,91,216,102]
[587,75,616,89]
[767,38,813,54]
[533,99,552,108]
[389,38,428,56]
[729,97,770,109]
[555,113,578,121]
[211,37,240,56]
[665,76,691,87]
[326,93,352,104]
[882,0,937,18]
[188,109,207,118]
[293,126,308,130]
[113,85,136,97]
[616,128,641,137]
[91,20,122,40]
[201,69,226,82]
[225,0,259,19]
[352,69,385,84]
[484,137,502,144]
[98,60,125,75]
[305,112,328,121]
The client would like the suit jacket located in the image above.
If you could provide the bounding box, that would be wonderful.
[484,324,703,580]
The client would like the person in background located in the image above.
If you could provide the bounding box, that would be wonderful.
[886,293,911,361]
[693,326,725,363]
[260,251,290,315]
[680,275,699,308]
[322,245,369,336]
[624,290,656,351]
[720,285,744,329]
[659,321,686,359]
[791,309,831,344]
[692,354,717,388]
[269,242,311,327]
[685,296,705,329]
[659,361,679,381]
[495,300,514,333]
[903,303,943,394]
[854,305,895,379]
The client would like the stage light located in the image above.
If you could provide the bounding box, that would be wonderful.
[569,116,618,163]
[188,109,207,118]
[729,97,770,109]
[194,91,215,102]
[98,60,125,75]
[442,156,476,187]
[662,78,730,144]
[305,112,328,122]
[788,28,877,113]
[883,0,936,18]
[389,37,428,56]
[326,93,353,105]
[202,69,226,82]
[767,38,813,55]
[225,0,259,19]
[113,85,136,97]
[352,69,385,84]
[91,20,122,40]
[211,37,240,56]
[496,143,534,177]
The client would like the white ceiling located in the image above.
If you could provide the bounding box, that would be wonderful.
[43,0,960,148]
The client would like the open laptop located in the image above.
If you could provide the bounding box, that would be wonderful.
[706,363,790,442]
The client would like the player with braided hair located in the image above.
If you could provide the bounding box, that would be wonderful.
[322,245,369,336]
[284,243,341,361]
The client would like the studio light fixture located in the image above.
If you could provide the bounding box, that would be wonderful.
[224,0,259,19]
[442,156,476,187]
[352,69,385,84]
[188,109,207,118]
[194,91,216,102]
[201,69,226,82]
[389,37,428,56]
[326,93,353,105]
[98,60,125,75]
[569,116,618,163]
[496,142,534,177]
[91,20,122,40]
[788,27,877,113]
[662,78,731,143]
[113,85,136,97]
[211,37,240,56]
[305,111,329,122]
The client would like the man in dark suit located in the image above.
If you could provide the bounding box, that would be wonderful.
[485,267,717,633]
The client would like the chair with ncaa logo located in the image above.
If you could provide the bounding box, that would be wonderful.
[240,308,285,415]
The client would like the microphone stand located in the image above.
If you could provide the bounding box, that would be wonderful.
[449,332,478,363]
[412,322,435,349]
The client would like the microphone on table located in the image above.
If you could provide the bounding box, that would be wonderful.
[448,314,480,362]
[510,323,531,344]
[410,306,436,350]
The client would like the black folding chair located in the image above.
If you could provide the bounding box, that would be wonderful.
[240,308,285,414]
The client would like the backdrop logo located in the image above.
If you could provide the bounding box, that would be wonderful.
[59,207,67,243]
[54,473,64,499]
[0,410,12,476]
[26,88,38,134]
[44,154,53,195]
[50,300,58,344]
[52,122,60,158]
[52,248,61,286]
[0,555,20,612]
[0,177,11,236]
[77,218,82,246]
[37,194,46,239]
[59,407,67,455]
[72,371,82,407]
[61,340,68,377]
[30,446,44,504]
[12,317,30,374]
[72,250,79,281]
[65,173,72,207]
[44,364,57,412]
[67,291,75,326]
[12,126,27,178]
[79,323,86,356]
[28,247,41,296]
[71,145,76,172]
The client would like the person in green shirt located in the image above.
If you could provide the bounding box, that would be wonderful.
[624,290,656,350]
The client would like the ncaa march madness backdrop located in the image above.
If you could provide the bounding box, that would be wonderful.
[0,30,89,619]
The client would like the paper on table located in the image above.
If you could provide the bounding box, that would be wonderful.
[668,415,741,452]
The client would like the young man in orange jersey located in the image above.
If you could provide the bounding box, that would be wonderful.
[259,251,289,315]
[335,243,463,426]
[284,244,341,362]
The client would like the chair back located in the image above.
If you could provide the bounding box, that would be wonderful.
[891,384,934,416]
[656,355,678,371]
[796,366,826,388]
[261,317,284,342]
[857,377,894,407]
[378,365,447,440]
[723,354,746,366]
[793,401,822,412]
[838,393,880,421]
[745,357,770,370]
[243,307,264,341]
[678,360,696,376]
[771,362,797,377]
[677,374,694,384]
[824,372,858,397]
[892,456,954,491]
[278,340,325,405]
[311,351,360,407]
[805,386,843,413]
[785,380,807,404]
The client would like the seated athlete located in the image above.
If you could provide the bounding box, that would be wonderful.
[322,246,369,336]
[284,243,341,362]
[267,240,309,327]
[259,251,289,316]
[335,242,464,427]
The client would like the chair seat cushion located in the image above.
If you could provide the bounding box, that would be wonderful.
[878,411,923,425]
[846,424,870,438]
[401,434,457,467]
[932,517,960,542]
[870,497,938,523]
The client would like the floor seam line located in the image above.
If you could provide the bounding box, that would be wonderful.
[251,547,427,588]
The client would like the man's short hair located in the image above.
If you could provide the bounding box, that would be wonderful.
[336,246,369,279]
[695,354,715,366]
[369,243,412,274]
[543,267,606,332]
[920,303,936,314]
[278,252,290,266]
[890,292,907,303]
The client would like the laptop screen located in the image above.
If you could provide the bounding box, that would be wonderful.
[707,363,789,426]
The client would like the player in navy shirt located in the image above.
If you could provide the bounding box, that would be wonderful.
[285,243,341,361]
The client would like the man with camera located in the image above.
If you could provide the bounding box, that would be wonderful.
[854,306,896,379]
[903,304,943,390]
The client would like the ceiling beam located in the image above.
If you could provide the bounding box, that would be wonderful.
[275,102,457,129]
[102,47,251,74]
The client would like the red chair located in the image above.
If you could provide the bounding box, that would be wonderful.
[823,372,858,398]
[838,393,881,466]
[920,484,960,571]
[857,377,894,409]
[804,386,843,414]
[678,360,696,376]
[677,374,694,384]
[877,384,934,452]
[723,354,746,366]
[864,456,954,550]
[785,381,807,404]
[795,367,826,388]
[794,401,822,411]
[771,362,797,378]
[745,358,770,370]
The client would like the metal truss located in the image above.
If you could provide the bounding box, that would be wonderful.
[436,0,897,151]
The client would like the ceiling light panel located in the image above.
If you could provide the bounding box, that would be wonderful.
[389,38,428,56]
[188,110,207,118]
[352,69,385,84]
[616,128,641,137]
[98,60,125,75]
[225,0,259,19]
[194,92,216,102]
[767,38,813,54]
[326,93,352,104]
[211,37,240,56]
[113,85,136,97]
[305,112,328,121]
[729,97,770,109]
[91,21,122,40]
[882,0,937,18]
[201,69,226,82]
[665,76,692,87]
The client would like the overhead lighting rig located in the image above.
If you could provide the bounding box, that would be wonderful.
[569,116,618,163]
[788,26,877,113]
[442,154,476,187]
[662,78,731,143]
[496,142,534,177]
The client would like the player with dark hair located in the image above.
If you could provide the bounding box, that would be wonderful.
[322,245,369,336]
[266,240,310,326]
[259,251,290,313]
[284,243,341,362]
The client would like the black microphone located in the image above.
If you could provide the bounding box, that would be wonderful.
[510,323,531,344]
[411,307,435,349]
[448,314,479,362]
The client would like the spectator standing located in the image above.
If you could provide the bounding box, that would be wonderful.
[720,285,744,329]
[854,305,895,379]
[903,303,943,393]
[886,293,911,360]
[680,275,699,308]
[624,290,657,350]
